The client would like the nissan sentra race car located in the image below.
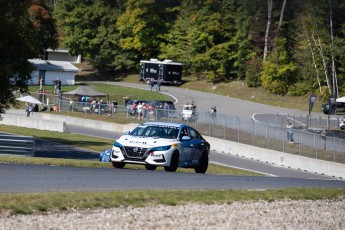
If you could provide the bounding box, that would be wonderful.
[110,122,210,173]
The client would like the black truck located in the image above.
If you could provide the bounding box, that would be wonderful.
[139,59,182,85]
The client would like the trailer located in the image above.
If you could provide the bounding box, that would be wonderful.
[139,59,182,85]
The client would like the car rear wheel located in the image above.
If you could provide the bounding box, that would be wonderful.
[194,151,209,173]
[164,151,179,172]
[112,161,126,168]
[145,164,157,170]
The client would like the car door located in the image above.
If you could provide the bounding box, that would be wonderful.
[188,128,204,162]
[178,127,193,164]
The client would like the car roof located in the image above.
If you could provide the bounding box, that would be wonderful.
[141,121,187,128]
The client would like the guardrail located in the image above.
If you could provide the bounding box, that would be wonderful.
[0,133,35,156]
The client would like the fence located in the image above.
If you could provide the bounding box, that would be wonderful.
[26,92,345,164]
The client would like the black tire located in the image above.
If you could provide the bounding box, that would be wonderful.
[194,151,209,173]
[112,161,126,168]
[145,164,157,170]
[164,151,179,172]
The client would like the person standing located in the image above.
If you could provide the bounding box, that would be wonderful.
[53,78,61,93]
[320,130,326,150]
[39,77,43,90]
[123,96,130,111]
[156,78,162,92]
[148,79,154,91]
[286,122,294,143]
[148,104,154,120]
[137,102,143,119]
[113,100,118,114]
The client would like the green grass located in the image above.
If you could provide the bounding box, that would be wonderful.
[0,188,344,215]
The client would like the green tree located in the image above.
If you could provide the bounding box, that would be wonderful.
[260,38,296,94]
[117,0,180,61]
[292,0,345,98]
[54,0,124,72]
[0,0,55,119]
[160,0,237,80]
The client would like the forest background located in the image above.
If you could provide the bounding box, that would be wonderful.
[1,0,345,117]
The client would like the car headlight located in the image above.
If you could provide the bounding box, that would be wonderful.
[151,145,172,151]
[114,141,122,148]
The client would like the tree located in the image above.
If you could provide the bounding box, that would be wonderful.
[117,0,180,60]
[0,0,55,119]
[160,0,237,80]
[263,0,272,62]
[260,38,296,94]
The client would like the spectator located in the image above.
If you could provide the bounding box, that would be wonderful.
[39,77,43,90]
[148,79,154,91]
[156,78,162,91]
[90,99,96,112]
[142,103,148,119]
[137,102,143,119]
[149,104,154,120]
[26,104,33,116]
[112,100,118,114]
[320,130,326,150]
[69,99,74,112]
[53,78,61,93]
[131,102,137,117]
[286,122,294,143]
[123,96,130,111]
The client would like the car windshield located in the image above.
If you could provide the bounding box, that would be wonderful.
[130,124,180,139]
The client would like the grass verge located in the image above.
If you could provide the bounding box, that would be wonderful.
[0,188,344,215]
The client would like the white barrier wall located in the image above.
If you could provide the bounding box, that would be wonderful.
[205,136,344,179]
[0,113,66,132]
[2,110,344,179]
[39,113,138,133]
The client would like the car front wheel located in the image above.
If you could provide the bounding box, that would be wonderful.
[164,151,179,172]
[112,161,126,168]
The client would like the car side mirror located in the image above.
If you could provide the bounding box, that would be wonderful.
[181,136,191,141]
[125,131,131,135]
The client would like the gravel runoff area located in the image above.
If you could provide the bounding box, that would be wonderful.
[1,199,344,229]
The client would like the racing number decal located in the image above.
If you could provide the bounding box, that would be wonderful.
[182,147,192,161]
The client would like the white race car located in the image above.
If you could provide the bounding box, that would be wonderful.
[110,122,210,173]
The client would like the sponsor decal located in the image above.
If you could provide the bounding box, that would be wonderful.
[151,154,163,159]
[129,140,147,144]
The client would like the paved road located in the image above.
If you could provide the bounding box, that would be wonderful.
[1,163,344,193]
